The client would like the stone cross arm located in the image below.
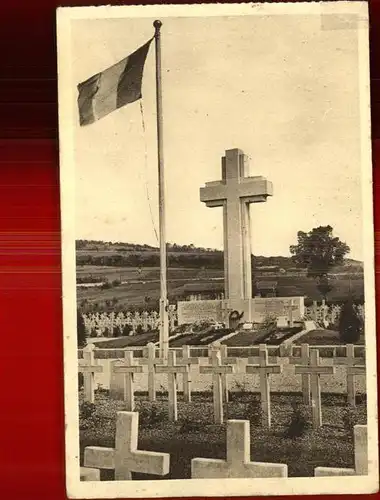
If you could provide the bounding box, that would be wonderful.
[349,365,366,376]
[156,364,188,374]
[200,177,273,207]
[121,449,170,475]
[85,446,114,469]
[200,365,235,375]
[177,357,199,366]
[295,365,335,375]
[78,364,103,374]
[334,357,366,366]
[138,358,165,367]
[246,365,282,375]
[191,458,287,479]
[113,364,143,374]
[84,447,169,476]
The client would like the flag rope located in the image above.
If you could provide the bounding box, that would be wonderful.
[140,99,159,244]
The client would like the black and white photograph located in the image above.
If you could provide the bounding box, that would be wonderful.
[57,2,378,497]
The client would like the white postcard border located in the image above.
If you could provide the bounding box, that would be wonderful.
[57,2,378,498]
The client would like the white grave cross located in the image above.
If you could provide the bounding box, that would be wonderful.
[200,349,235,424]
[200,148,273,302]
[177,345,199,402]
[113,351,143,410]
[246,344,282,427]
[192,419,287,478]
[289,343,311,404]
[333,344,366,406]
[84,411,170,480]
[315,425,368,476]
[78,344,103,403]
[295,349,335,428]
[210,343,238,403]
[138,342,165,401]
[156,350,188,421]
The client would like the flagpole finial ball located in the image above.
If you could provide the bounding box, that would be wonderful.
[153,20,162,31]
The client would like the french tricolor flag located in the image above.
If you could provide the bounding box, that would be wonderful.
[77,38,153,126]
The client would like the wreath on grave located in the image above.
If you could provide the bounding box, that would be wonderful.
[229,310,244,321]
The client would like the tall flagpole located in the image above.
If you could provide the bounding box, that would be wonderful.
[154,20,169,360]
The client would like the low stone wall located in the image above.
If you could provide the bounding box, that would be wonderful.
[79,356,366,396]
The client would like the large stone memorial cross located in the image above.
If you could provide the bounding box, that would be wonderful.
[84,412,170,480]
[200,148,273,305]
[295,349,335,428]
[200,349,235,424]
[78,344,103,403]
[156,350,188,421]
[192,419,287,478]
[113,351,143,411]
[246,344,282,427]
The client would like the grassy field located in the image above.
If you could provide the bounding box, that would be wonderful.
[79,391,366,480]
[77,266,222,282]
[77,266,364,310]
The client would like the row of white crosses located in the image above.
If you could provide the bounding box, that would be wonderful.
[290,343,366,409]
[79,343,365,427]
[80,410,368,481]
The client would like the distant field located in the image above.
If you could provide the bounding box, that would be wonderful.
[77,266,222,282]
[76,265,364,309]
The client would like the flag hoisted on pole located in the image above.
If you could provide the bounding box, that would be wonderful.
[76,21,169,360]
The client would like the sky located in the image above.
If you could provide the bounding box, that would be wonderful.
[71,13,365,260]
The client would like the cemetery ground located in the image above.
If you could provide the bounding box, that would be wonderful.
[92,324,364,350]
[79,389,366,480]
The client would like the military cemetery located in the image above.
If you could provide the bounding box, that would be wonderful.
[76,148,369,482]
[61,5,376,494]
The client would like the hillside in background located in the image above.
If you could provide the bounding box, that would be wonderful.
[76,239,363,272]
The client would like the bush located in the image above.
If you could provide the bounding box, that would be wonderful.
[121,324,133,337]
[135,324,144,335]
[80,401,97,420]
[339,300,362,343]
[77,310,87,347]
[138,403,167,428]
[284,403,311,438]
[78,372,84,390]
[100,281,112,290]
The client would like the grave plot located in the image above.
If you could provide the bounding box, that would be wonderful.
[221,326,303,347]
[169,328,233,347]
[94,331,159,349]
[78,389,367,480]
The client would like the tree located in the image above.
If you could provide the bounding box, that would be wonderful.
[77,309,87,348]
[338,299,361,343]
[290,225,350,301]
